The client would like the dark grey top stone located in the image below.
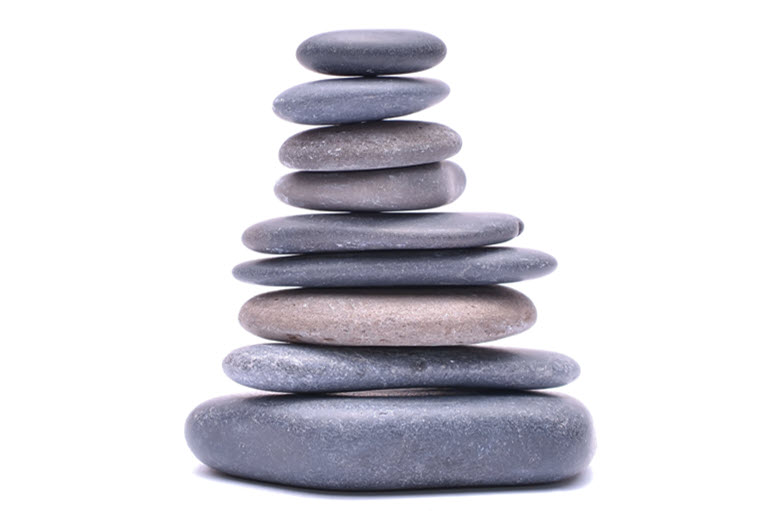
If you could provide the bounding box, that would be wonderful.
[273,77,449,125]
[279,121,462,171]
[232,247,557,287]
[241,212,524,254]
[223,344,580,393]
[296,29,447,76]
[274,161,466,212]
[185,390,596,490]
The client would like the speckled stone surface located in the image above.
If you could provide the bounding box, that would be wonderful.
[241,212,523,254]
[233,247,557,287]
[296,29,447,76]
[275,161,466,212]
[273,77,449,125]
[224,344,579,393]
[185,390,596,490]
[279,121,462,171]
[237,286,536,346]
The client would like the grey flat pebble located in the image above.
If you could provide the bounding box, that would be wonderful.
[241,212,523,254]
[279,121,462,171]
[274,161,466,211]
[185,390,596,490]
[233,247,557,287]
[296,29,447,76]
[238,286,536,346]
[273,77,449,125]
[224,344,579,393]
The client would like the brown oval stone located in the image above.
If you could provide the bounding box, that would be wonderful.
[238,286,537,346]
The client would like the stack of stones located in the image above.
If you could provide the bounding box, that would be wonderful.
[186,29,595,491]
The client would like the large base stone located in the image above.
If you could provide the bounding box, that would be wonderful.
[186,390,595,491]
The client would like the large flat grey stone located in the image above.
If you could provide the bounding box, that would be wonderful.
[273,77,449,125]
[296,29,447,76]
[274,161,466,211]
[279,121,462,171]
[185,390,596,490]
[232,247,557,287]
[241,212,523,254]
[223,344,579,393]
[238,286,536,346]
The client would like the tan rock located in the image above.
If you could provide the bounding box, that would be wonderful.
[238,286,536,346]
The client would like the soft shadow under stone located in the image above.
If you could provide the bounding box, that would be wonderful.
[185,390,596,491]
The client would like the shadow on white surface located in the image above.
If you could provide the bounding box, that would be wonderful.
[193,464,593,497]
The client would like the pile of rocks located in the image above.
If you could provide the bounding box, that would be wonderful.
[186,29,595,491]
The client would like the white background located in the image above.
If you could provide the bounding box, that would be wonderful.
[1,1,766,509]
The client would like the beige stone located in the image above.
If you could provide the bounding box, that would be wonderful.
[238,286,536,346]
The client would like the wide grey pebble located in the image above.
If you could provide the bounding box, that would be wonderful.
[241,212,523,254]
[185,390,596,490]
[273,77,449,125]
[232,247,557,287]
[275,161,466,211]
[224,344,580,393]
[279,121,461,171]
[238,286,536,346]
[297,29,447,76]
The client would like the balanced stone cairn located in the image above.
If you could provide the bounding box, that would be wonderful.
[186,29,595,491]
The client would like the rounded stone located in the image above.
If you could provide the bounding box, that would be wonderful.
[237,286,536,346]
[185,390,596,490]
[224,344,580,393]
[274,161,466,211]
[272,77,449,125]
[232,247,557,287]
[278,121,462,171]
[296,29,447,76]
[241,212,524,254]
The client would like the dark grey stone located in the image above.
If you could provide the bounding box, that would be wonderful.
[273,77,449,125]
[279,121,462,171]
[223,344,580,393]
[185,390,596,490]
[241,212,523,254]
[232,247,557,287]
[274,161,466,212]
[296,29,447,76]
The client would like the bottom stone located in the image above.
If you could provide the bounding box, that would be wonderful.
[186,390,595,490]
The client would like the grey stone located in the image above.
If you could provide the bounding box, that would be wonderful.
[274,161,466,211]
[232,247,557,287]
[279,121,462,171]
[185,390,596,490]
[238,286,536,346]
[224,344,579,393]
[241,212,523,254]
[296,29,447,76]
[273,77,449,125]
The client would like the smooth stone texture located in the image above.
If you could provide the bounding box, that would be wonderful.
[237,286,536,346]
[241,212,524,254]
[233,247,557,287]
[279,121,462,171]
[274,161,466,211]
[296,29,447,76]
[185,390,596,490]
[273,77,449,125]
[224,344,580,393]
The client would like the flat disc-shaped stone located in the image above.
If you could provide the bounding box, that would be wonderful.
[241,212,524,254]
[279,121,462,171]
[186,390,596,490]
[238,286,536,346]
[273,77,449,125]
[233,247,557,287]
[224,344,580,392]
[297,29,447,76]
[275,161,466,212]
